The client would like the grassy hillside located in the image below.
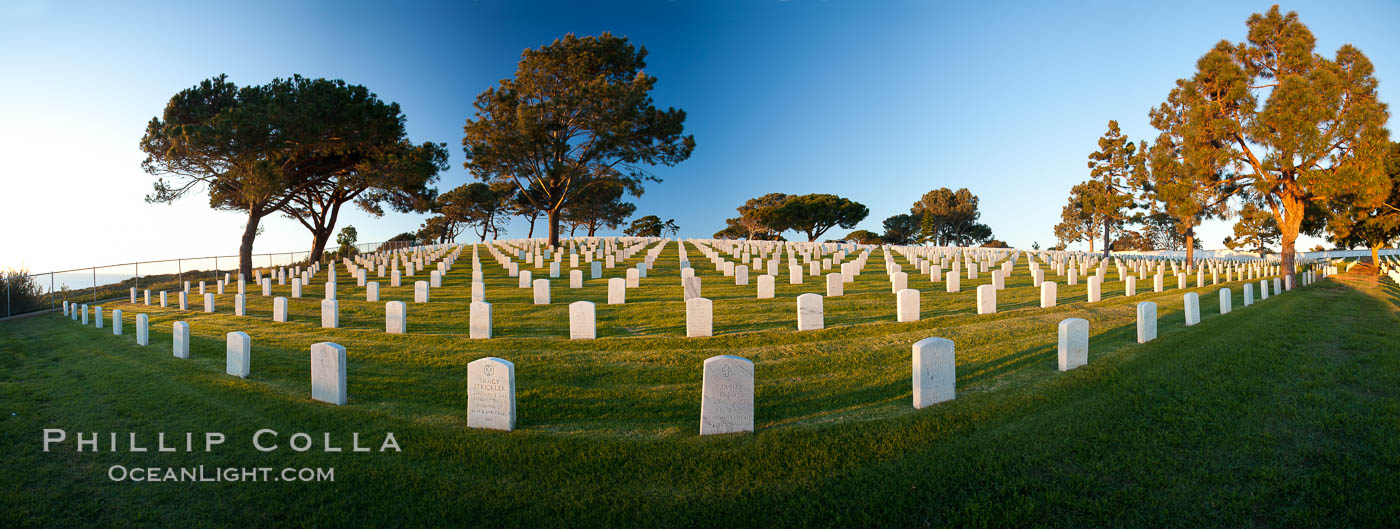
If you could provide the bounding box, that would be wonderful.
[1,246,1394,527]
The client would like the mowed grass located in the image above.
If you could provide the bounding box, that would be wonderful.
[0,244,1396,528]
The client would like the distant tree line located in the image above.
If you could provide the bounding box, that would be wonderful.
[713,193,870,242]
[876,188,993,246]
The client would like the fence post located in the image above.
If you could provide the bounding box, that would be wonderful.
[178,258,182,289]
[135,261,139,289]
[50,273,55,310]
[92,267,97,303]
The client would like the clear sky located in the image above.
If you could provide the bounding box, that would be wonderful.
[2,0,1397,272]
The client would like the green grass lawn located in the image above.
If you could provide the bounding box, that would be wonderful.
[1,245,1395,527]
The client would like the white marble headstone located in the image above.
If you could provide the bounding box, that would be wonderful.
[757,274,775,299]
[272,296,288,322]
[469,301,492,339]
[310,342,347,405]
[226,331,250,378]
[136,314,149,346]
[1040,281,1057,308]
[532,279,550,305]
[415,280,430,303]
[687,297,713,338]
[976,284,996,315]
[912,337,955,409]
[385,301,407,334]
[321,299,338,328]
[796,293,823,331]
[1183,292,1200,326]
[467,357,516,431]
[569,301,595,339]
[1136,301,1157,343]
[683,276,702,301]
[172,321,190,359]
[699,355,754,435]
[1057,318,1088,371]
[607,277,626,304]
[896,288,919,322]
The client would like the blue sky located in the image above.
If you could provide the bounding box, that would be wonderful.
[2,0,1397,272]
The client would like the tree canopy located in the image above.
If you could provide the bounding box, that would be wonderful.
[720,193,790,240]
[561,178,636,237]
[770,194,869,242]
[1222,202,1281,257]
[462,33,695,247]
[1161,6,1390,281]
[1146,90,1233,266]
[844,230,883,245]
[141,74,446,272]
[719,192,865,241]
[434,182,511,242]
[379,232,417,252]
[335,225,358,257]
[910,188,993,246]
[141,75,354,275]
[624,215,677,237]
[1054,181,1102,252]
[1082,120,1148,257]
[271,77,448,258]
[879,188,995,247]
[1325,141,1400,267]
[880,213,920,245]
[713,224,748,240]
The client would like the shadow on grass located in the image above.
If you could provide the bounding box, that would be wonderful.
[1378,278,1400,310]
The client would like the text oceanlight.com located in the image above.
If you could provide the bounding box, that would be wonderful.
[41,428,400,483]
[108,465,335,482]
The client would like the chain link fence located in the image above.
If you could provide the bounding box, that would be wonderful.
[2,239,419,319]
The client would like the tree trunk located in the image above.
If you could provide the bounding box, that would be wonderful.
[1372,245,1381,274]
[238,212,260,280]
[1088,235,1095,254]
[547,207,561,247]
[1277,195,1304,286]
[1102,221,1111,258]
[309,228,333,261]
[527,213,538,239]
[1184,227,1195,268]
